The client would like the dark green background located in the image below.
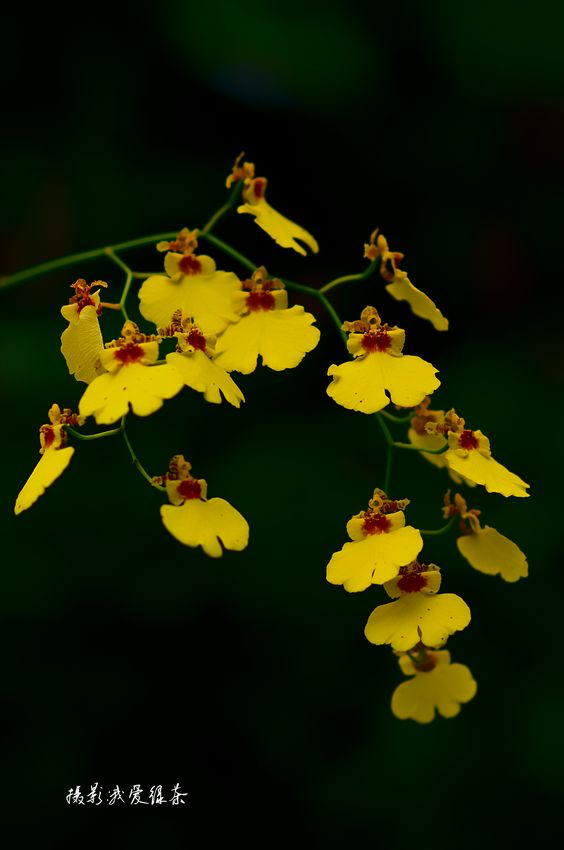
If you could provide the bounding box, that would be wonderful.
[1,1,563,845]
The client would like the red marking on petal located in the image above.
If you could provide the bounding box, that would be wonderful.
[361,330,391,353]
[186,329,207,351]
[397,573,428,593]
[362,514,392,535]
[76,295,96,313]
[42,426,55,449]
[177,478,202,500]
[178,254,202,275]
[253,178,266,200]
[114,344,144,364]
[458,429,479,450]
[247,290,275,312]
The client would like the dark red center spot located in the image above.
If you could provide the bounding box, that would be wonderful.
[253,178,266,200]
[186,329,207,351]
[362,514,392,535]
[42,426,55,449]
[397,573,428,593]
[458,429,479,451]
[114,344,144,365]
[178,254,202,275]
[247,290,275,312]
[361,331,391,353]
[76,295,95,313]
[177,478,202,500]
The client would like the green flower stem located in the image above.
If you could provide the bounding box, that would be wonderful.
[105,247,132,276]
[65,425,122,441]
[380,410,414,424]
[375,414,394,495]
[420,515,458,537]
[132,271,160,279]
[199,232,256,274]
[121,419,166,492]
[119,272,133,322]
[393,441,448,455]
[201,182,243,235]
[319,258,380,296]
[0,232,177,292]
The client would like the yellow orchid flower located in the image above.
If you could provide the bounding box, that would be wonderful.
[14,405,77,515]
[447,492,528,582]
[326,307,440,414]
[445,423,529,498]
[60,279,106,384]
[213,267,320,374]
[159,456,249,557]
[391,649,477,723]
[237,177,319,256]
[78,323,183,425]
[138,232,242,334]
[408,400,476,487]
[164,315,244,407]
[364,562,471,650]
[385,269,449,331]
[363,230,448,331]
[326,490,423,591]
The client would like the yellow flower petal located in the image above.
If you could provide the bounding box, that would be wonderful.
[79,362,183,424]
[385,270,449,331]
[14,446,74,515]
[160,497,249,557]
[364,592,471,650]
[327,515,423,591]
[214,306,320,374]
[457,526,528,582]
[327,351,440,414]
[392,652,477,723]
[60,302,105,384]
[237,181,318,256]
[166,350,244,407]
[138,256,242,333]
[445,447,529,497]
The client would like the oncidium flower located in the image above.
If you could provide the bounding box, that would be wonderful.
[79,322,183,424]
[236,175,319,256]
[326,490,423,591]
[445,492,528,582]
[163,312,244,407]
[159,455,249,557]
[60,279,107,383]
[138,228,242,334]
[391,649,477,723]
[364,561,471,650]
[326,306,440,414]
[213,267,320,374]
[15,404,81,515]
[408,398,475,487]
[442,410,529,498]
[364,229,449,331]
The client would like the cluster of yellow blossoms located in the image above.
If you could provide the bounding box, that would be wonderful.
[12,154,530,722]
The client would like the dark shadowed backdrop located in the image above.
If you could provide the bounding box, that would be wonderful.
[1,1,563,846]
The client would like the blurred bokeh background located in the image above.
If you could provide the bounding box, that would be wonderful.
[1,0,563,845]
